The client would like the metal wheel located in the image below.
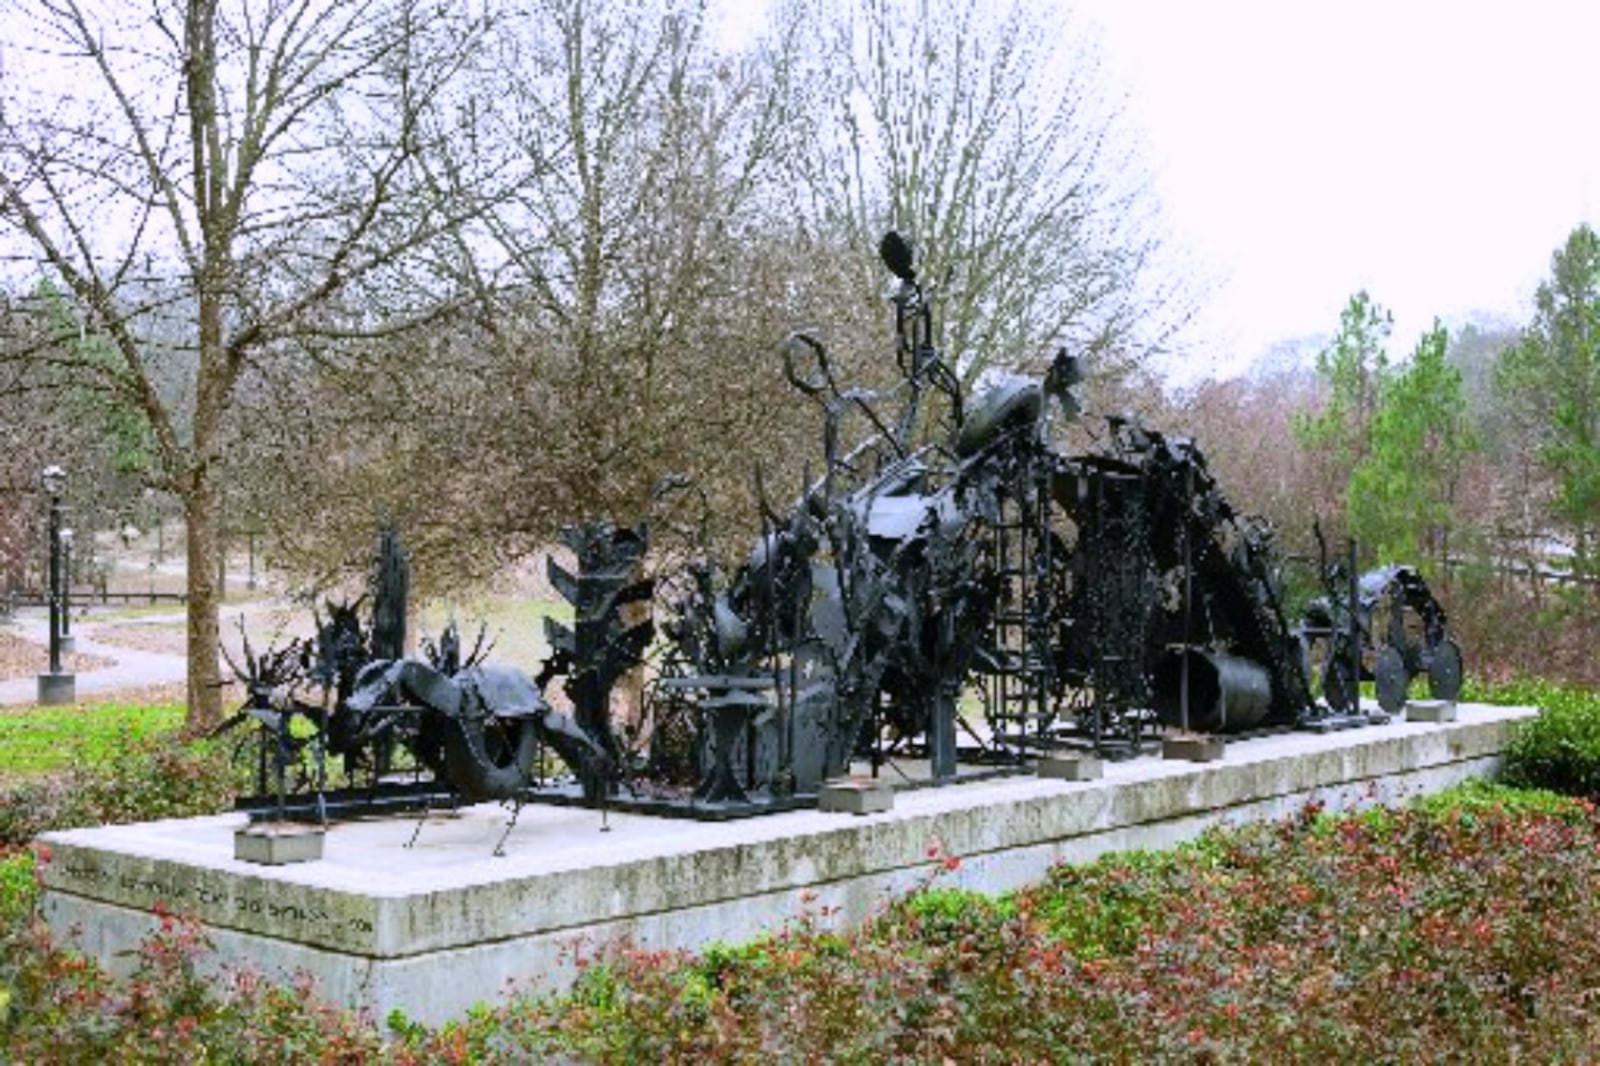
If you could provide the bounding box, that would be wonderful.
[1427,638,1464,701]
[1374,645,1410,714]
[442,712,539,803]
[1322,644,1359,715]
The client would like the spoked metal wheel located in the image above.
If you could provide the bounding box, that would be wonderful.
[1322,643,1360,715]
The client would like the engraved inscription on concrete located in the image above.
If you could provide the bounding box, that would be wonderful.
[46,847,378,952]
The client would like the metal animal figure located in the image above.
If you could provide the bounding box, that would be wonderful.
[347,657,611,804]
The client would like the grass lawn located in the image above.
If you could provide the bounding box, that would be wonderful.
[415,597,569,672]
[0,700,186,783]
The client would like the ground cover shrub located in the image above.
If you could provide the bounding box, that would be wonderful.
[6,784,1600,1061]
[3,842,386,1063]
[427,786,1600,1063]
[2,912,388,1063]
[1469,676,1600,799]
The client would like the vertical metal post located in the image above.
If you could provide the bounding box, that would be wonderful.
[59,529,73,651]
[1179,464,1194,732]
[37,465,74,704]
[46,493,61,675]
[1348,537,1361,715]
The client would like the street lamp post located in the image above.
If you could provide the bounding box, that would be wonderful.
[37,465,75,705]
[59,527,75,654]
[119,522,142,605]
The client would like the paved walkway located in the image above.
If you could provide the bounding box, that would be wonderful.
[0,607,191,705]
[0,592,284,701]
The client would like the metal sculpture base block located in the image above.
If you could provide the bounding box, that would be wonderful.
[1301,707,1391,733]
[1037,754,1104,781]
[36,671,75,705]
[1407,699,1458,723]
[817,776,895,815]
[1163,734,1226,763]
[237,781,457,823]
[40,702,1534,1028]
[513,759,1024,822]
[518,779,818,822]
[234,824,326,865]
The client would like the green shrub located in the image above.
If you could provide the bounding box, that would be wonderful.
[1415,778,1589,821]
[0,730,238,848]
[0,851,37,934]
[1472,678,1600,799]
[1028,847,1188,959]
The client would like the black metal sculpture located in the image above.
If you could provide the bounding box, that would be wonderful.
[227,230,1466,837]
[542,522,654,799]
[1299,550,1464,716]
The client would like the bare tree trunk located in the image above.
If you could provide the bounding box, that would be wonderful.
[185,469,223,728]
[186,273,228,729]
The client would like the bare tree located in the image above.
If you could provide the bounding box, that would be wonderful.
[0,0,502,726]
[779,0,1184,386]
[202,0,822,595]
[427,0,816,534]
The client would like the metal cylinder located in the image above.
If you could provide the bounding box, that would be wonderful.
[954,377,1042,456]
[1153,649,1273,733]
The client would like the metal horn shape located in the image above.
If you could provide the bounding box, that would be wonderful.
[879,230,916,281]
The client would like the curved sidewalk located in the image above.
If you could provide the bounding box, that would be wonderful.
[0,608,189,706]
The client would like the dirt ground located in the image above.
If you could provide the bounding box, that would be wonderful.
[85,622,189,657]
[0,629,114,681]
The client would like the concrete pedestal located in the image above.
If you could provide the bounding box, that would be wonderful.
[40,702,1537,1026]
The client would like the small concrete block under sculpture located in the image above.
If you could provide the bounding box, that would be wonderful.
[1037,754,1104,781]
[234,824,325,865]
[817,777,894,815]
[1407,699,1458,724]
[1163,734,1226,763]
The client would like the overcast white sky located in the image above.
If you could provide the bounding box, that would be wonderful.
[1077,0,1600,378]
[719,0,1600,380]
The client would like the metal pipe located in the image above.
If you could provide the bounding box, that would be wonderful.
[1179,463,1193,732]
[1348,537,1361,715]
